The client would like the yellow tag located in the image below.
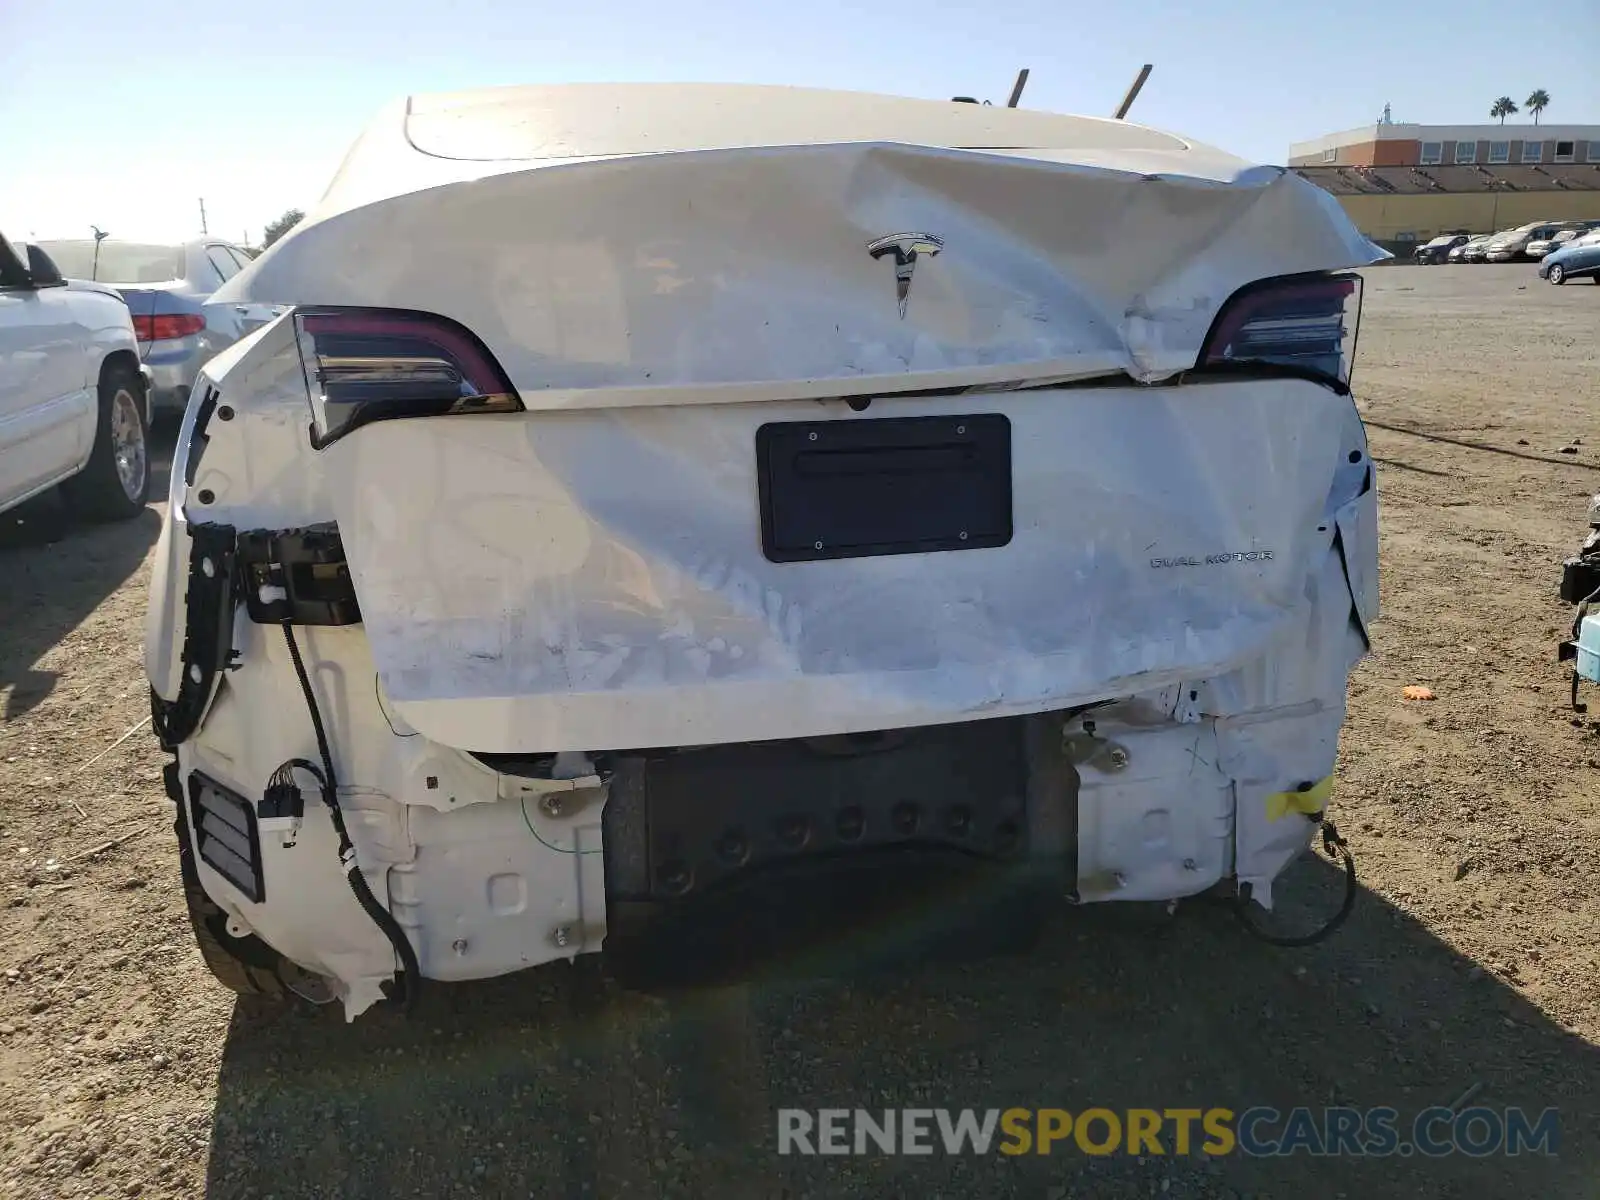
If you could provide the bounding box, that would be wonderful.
[1265,774,1333,822]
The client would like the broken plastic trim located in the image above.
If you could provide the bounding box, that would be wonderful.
[151,522,238,749]
[237,524,361,626]
[182,384,221,488]
[293,307,523,449]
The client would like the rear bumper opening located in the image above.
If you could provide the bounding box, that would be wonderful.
[598,712,1073,989]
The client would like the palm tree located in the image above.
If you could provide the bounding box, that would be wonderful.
[1526,89,1550,125]
[1490,97,1518,124]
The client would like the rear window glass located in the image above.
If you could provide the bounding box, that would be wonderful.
[404,84,1189,162]
[33,240,182,284]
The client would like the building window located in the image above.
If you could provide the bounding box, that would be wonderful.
[1323,147,1337,162]
[1454,141,1476,164]
[1489,141,1510,163]
[1523,140,1544,162]
[1588,142,1600,164]
[1419,141,1443,165]
[1554,140,1576,162]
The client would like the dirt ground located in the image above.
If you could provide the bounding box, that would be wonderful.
[2,263,1599,1200]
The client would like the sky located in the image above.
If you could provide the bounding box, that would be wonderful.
[2,0,1596,245]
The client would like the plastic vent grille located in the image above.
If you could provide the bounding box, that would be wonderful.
[188,772,264,903]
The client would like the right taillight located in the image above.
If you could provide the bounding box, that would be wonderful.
[1198,272,1362,388]
[133,313,206,341]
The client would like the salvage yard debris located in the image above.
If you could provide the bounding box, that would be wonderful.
[68,715,151,778]
[64,826,146,864]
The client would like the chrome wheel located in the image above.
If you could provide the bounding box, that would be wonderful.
[1549,264,1566,285]
[110,386,148,501]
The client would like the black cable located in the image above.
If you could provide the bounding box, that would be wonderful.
[281,621,421,1013]
[375,675,417,738]
[270,757,326,791]
[1232,819,1358,948]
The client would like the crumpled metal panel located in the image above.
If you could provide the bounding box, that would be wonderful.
[220,139,1382,404]
[321,379,1372,753]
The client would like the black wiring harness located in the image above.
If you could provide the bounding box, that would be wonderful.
[1232,818,1357,948]
[279,621,421,1013]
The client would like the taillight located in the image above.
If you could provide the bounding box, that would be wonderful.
[133,313,206,341]
[1198,272,1362,388]
[292,308,522,447]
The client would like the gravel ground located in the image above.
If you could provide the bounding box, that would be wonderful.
[2,263,1599,1199]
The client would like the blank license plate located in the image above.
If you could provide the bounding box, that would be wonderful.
[755,414,1012,562]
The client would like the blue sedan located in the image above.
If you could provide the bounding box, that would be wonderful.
[1539,233,1600,284]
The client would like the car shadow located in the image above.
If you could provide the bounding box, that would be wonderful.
[0,422,174,719]
[203,853,1598,1199]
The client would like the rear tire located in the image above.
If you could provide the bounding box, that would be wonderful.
[61,362,150,520]
[1549,263,1566,285]
[174,814,286,998]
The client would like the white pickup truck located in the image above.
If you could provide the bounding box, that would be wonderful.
[0,232,151,521]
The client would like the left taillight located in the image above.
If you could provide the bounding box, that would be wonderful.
[292,308,522,447]
[133,313,206,341]
[1198,272,1362,389]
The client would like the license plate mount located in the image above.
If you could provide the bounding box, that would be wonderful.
[755,414,1012,563]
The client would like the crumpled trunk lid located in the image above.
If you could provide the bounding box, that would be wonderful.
[225,141,1380,405]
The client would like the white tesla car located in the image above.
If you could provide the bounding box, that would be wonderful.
[145,83,1383,1019]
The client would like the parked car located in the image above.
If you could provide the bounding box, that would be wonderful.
[147,82,1383,1019]
[1449,234,1491,263]
[1462,233,1501,262]
[1413,233,1469,264]
[0,233,151,520]
[1538,230,1600,284]
[1484,222,1566,263]
[1525,226,1590,260]
[30,238,284,417]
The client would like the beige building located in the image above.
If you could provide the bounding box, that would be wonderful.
[1289,122,1600,168]
[1288,121,1600,244]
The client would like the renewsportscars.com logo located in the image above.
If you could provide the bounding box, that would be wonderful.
[777,1106,1559,1159]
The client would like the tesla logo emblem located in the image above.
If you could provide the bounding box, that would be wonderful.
[867,233,943,318]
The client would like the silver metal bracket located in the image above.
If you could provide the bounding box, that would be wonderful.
[1061,729,1130,773]
[501,773,608,818]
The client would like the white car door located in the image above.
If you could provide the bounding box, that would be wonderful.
[0,236,96,514]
